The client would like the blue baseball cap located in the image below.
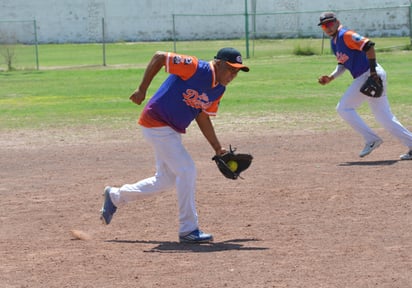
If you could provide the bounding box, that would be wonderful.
[318,12,337,26]
[215,47,249,72]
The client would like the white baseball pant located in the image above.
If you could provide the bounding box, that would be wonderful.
[109,126,198,236]
[336,65,412,149]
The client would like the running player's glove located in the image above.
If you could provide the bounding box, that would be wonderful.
[360,74,383,98]
[212,146,253,180]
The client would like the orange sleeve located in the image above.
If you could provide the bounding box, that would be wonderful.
[343,30,370,51]
[165,52,198,80]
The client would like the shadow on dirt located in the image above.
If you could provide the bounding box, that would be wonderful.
[338,160,398,166]
[106,238,269,253]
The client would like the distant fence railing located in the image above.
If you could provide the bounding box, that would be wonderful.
[172,5,412,58]
[0,19,39,70]
[1,3,411,71]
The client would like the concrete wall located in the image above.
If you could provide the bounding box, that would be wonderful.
[0,0,410,43]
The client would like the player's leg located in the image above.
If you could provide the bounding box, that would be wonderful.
[109,127,178,207]
[117,126,199,235]
[336,74,381,143]
[370,97,412,144]
[368,90,412,151]
[151,128,199,236]
[145,127,212,241]
[373,66,412,160]
[101,127,178,224]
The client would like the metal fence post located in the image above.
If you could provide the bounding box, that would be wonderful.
[244,0,250,59]
[102,17,106,66]
[33,19,39,70]
[173,14,177,53]
[410,0,412,45]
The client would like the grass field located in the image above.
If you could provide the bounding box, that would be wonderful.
[1,38,411,130]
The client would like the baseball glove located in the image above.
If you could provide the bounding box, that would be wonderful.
[360,74,383,98]
[212,146,253,180]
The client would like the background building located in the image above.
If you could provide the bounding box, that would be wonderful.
[0,0,411,44]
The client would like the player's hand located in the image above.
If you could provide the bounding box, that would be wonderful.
[129,89,146,105]
[215,147,227,156]
[318,75,333,85]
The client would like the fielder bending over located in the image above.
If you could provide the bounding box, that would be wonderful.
[100,48,249,243]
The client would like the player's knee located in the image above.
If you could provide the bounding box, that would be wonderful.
[152,168,176,190]
[336,103,344,115]
[174,159,196,179]
[336,102,351,116]
[176,165,196,179]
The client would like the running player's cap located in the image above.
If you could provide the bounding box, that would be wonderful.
[318,12,337,26]
[215,47,249,72]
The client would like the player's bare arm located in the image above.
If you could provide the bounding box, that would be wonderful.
[130,51,167,105]
[195,112,226,155]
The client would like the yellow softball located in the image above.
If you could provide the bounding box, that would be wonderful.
[227,160,238,172]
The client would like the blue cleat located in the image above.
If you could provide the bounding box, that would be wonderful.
[179,229,213,243]
[100,186,117,225]
[359,139,383,158]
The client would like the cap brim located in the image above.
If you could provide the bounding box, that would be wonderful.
[226,62,250,72]
[318,19,336,26]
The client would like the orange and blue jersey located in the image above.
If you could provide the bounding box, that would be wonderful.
[139,52,225,133]
[331,26,371,78]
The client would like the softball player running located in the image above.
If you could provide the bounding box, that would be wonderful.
[100,48,249,243]
[318,12,412,160]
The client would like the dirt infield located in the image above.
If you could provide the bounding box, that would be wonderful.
[1,125,411,288]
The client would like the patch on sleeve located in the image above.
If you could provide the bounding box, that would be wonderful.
[352,33,364,42]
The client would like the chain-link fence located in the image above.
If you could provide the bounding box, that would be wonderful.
[1,3,411,70]
[0,19,39,70]
[172,5,412,58]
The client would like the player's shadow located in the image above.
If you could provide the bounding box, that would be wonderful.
[106,238,268,253]
[338,159,398,166]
